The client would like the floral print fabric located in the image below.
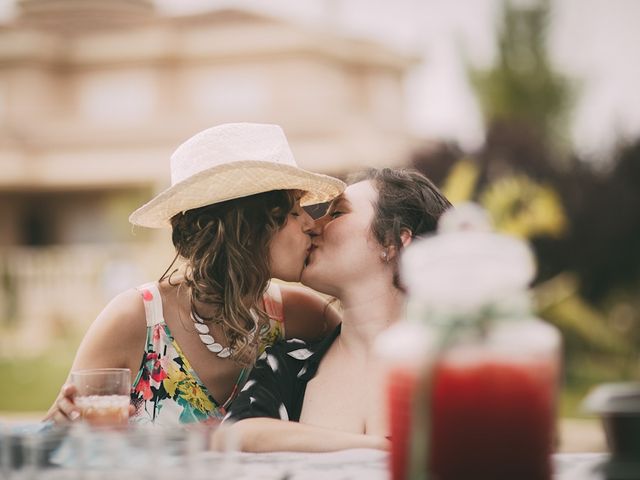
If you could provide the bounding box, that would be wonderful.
[130,282,284,426]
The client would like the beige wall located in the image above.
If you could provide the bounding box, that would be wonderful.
[0,5,419,353]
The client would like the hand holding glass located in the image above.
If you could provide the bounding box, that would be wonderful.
[69,368,131,427]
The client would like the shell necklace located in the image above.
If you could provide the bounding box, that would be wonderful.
[191,310,258,359]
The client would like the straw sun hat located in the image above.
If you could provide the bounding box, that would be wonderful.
[129,123,346,228]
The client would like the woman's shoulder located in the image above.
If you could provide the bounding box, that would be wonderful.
[90,287,149,346]
[277,285,341,341]
[101,287,147,322]
[69,286,150,374]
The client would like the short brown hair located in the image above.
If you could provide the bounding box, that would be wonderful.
[350,168,452,289]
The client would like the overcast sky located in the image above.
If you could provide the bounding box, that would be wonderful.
[2,0,639,161]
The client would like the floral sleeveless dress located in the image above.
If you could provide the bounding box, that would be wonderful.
[130,282,285,426]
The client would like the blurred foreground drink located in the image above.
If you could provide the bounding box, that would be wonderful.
[429,317,559,479]
[379,204,562,480]
[70,368,131,427]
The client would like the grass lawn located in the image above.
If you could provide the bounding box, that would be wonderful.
[0,345,75,414]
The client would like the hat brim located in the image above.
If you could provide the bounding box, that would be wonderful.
[129,160,346,228]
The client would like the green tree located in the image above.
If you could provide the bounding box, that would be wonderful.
[469,0,573,152]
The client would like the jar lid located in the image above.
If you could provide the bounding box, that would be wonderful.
[582,382,640,414]
[400,204,535,312]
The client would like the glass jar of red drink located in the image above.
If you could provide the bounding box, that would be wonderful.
[379,204,562,480]
[375,315,436,480]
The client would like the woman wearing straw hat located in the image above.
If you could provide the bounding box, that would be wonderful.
[45,123,346,426]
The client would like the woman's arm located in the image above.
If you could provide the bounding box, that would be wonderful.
[280,285,341,341]
[43,289,146,423]
[223,417,390,453]
[221,322,386,453]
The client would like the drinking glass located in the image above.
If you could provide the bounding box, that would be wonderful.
[70,368,131,428]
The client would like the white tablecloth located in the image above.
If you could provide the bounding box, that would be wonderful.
[196,450,610,480]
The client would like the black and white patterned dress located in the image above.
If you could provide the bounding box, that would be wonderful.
[224,324,341,423]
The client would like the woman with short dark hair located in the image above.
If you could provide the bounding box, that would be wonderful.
[223,167,452,451]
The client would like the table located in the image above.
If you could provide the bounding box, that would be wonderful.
[553,453,610,480]
[1,424,611,480]
[201,450,610,480]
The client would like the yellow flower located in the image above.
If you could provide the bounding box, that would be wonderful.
[178,381,214,413]
[259,326,282,354]
[442,158,480,204]
[163,364,188,398]
[480,175,567,239]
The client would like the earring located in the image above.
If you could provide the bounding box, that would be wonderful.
[381,250,389,262]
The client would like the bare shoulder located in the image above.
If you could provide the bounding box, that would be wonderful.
[69,288,147,373]
[280,284,341,341]
[279,284,323,310]
[95,288,147,337]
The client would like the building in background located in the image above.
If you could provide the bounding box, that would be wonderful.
[0,0,418,354]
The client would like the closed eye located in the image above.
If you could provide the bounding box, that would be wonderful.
[329,211,344,218]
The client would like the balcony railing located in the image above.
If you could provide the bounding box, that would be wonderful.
[0,243,168,357]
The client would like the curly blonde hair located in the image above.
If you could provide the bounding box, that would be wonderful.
[166,190,296,366]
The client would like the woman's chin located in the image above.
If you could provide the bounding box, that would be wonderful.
[300,263,318,288]
[300,266,333,296]
[273,263,305,283]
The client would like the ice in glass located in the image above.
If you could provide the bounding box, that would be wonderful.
[70,368,131,428]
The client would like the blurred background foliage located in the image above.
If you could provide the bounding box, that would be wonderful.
[412,0,640,415]
[1,1,637,426]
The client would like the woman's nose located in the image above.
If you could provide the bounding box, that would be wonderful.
[309,215,329,236]
[301,209,316,233]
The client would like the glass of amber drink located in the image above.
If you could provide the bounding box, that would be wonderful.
[70,368,131,428]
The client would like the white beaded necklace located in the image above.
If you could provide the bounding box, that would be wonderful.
[191,310,258,359]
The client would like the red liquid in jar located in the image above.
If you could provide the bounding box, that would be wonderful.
[388,358,557,480]
[388,368,419,480]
